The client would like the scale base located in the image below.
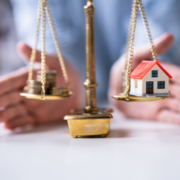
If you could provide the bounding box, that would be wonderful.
[112,92,170,102]
[64,109,113,138]
[20,91,73,100]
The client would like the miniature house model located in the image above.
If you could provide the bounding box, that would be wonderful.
[129,61,172,97]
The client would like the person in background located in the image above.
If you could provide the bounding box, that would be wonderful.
[0,0,25,75]
[0,0,180,129]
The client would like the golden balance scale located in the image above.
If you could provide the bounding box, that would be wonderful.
[20,0,170,138]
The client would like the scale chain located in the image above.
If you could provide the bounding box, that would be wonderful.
[41,0,47,99]
[45,1,70,88]
[124,0,158,98]
[138,0,158,61]
[27,0,71,99]
[121,0,136,93]
[28,0,41,81]
[125,0,138,98]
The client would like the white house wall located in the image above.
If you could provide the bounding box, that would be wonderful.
[142,64,169,94]
[130,79,143,95]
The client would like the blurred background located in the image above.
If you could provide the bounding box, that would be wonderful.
[0,0,25,75]
[0,0,180,104]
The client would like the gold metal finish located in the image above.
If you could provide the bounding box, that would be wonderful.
[27,80,42,95]
[113,0,170,102]
[21,0,72,101]
[45,2,70,89]
[40,0,46,99]
[28,0,41,81]
[84,0,98,113]
[64,109,112,138]
[64,0,113,138]
[113,93,170,102]
[20,92,73,100]
[51,87,69,96]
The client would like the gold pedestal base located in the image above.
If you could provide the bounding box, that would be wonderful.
[64,109,113,138]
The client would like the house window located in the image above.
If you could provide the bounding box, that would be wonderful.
[152,70,158,77]
[158,81,165,89]
[147,82,153,89]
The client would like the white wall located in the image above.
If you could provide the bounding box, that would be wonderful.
[142,64,169,94]
[130,79,143,94]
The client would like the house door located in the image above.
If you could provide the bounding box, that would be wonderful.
[146,81,153,94]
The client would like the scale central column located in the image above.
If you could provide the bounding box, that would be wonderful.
[64,0,112,138]
[84,0,98,113]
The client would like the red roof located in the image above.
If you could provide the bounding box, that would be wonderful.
[130,60,172,79]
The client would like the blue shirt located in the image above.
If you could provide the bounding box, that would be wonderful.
[10,0,180,103]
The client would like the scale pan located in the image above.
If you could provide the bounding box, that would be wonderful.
[20,91,73,101]
[112,93,170,102]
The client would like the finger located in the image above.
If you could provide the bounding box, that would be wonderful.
[3,114,35,130]
[160,63,180,85]
[162,98,180,113]
[134,33,174,61]
[154,33,174,55]
[0,67,28,96]
[17,42,59,69]
[0,104,26,122]
[0,91,24,108]
[157,109,180,124]
[169,83,180,99]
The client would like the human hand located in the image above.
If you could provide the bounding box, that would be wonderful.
[1,42,83,130]
[109,33,180,124]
